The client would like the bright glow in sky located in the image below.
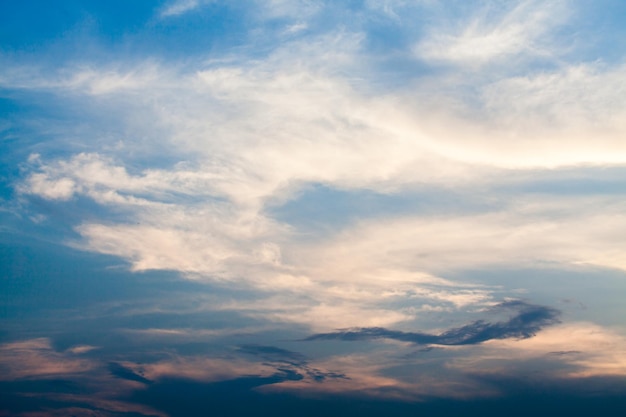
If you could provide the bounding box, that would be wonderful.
[2,1,626,416]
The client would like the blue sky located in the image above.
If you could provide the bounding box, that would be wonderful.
[2,1,626,415]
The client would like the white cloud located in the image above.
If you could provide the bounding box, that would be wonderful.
[24,173,76,200]
[482,63,626,138]
[0,62,164,95]
[297,195,626,275]
[283,21,308,35]
[414,0,568,66]
[454,322,626,378]
[260,0,322,20]
[67,65,163,95]
[66,345,99,354]
[160,0,202,18]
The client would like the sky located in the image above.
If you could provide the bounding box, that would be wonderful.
[1,0,626,415]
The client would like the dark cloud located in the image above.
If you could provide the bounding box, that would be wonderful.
[236,344,348,383]
[109,362,152,385]
[126,373,626,417]
[470,373,626,399]
[548,350,581,356]
[303,301,560,346]
[237,344,307,365]
[402,346,439,358]
[3,374,626,417]
[0,379,159,417]
[305,368,349,382]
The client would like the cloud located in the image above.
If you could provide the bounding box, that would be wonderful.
[260,0,323,20]
[113,347,348,391]
[482,63,626,139]
[237,344,307,365]
[159,0,202,18]
[109,362,153,385]
[0,338,95,380]
[303,301,560,346]
[126,356,274,383]
[0,62,164,95]
[236,344,349,383]
[468,373,626,405]
[119,327,261,341]
[414,0,568,66]
[24,173,76,200]
[465,321,626,378]
[258,347,498,401]
[66,345,99,354]
[0,339,167,416]
[6,0,626,336]
[296,196,626,275]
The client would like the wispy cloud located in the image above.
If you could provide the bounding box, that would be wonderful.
[0,338,95,380]
[159,0,202,18]
[414,0,569,66]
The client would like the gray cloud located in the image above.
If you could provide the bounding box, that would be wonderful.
[303,301,560,346]
[237,344,307,365]
[109,362,152,385]
[237,344,348,383]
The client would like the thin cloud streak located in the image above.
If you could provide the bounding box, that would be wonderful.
[160,0,202,18]
[415,0,569,66]
[304,301,560,346]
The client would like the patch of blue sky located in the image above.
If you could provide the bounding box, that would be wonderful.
[0,240,278,350]
[268,183,499,235]
[0,91,196,181]
[0,91,99,157]
[0,1,155,64]
[451,266,626,328]
[510,176,626,196]
[563,0,626,64]
[1,1,252,66]
[494,166,626,196]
